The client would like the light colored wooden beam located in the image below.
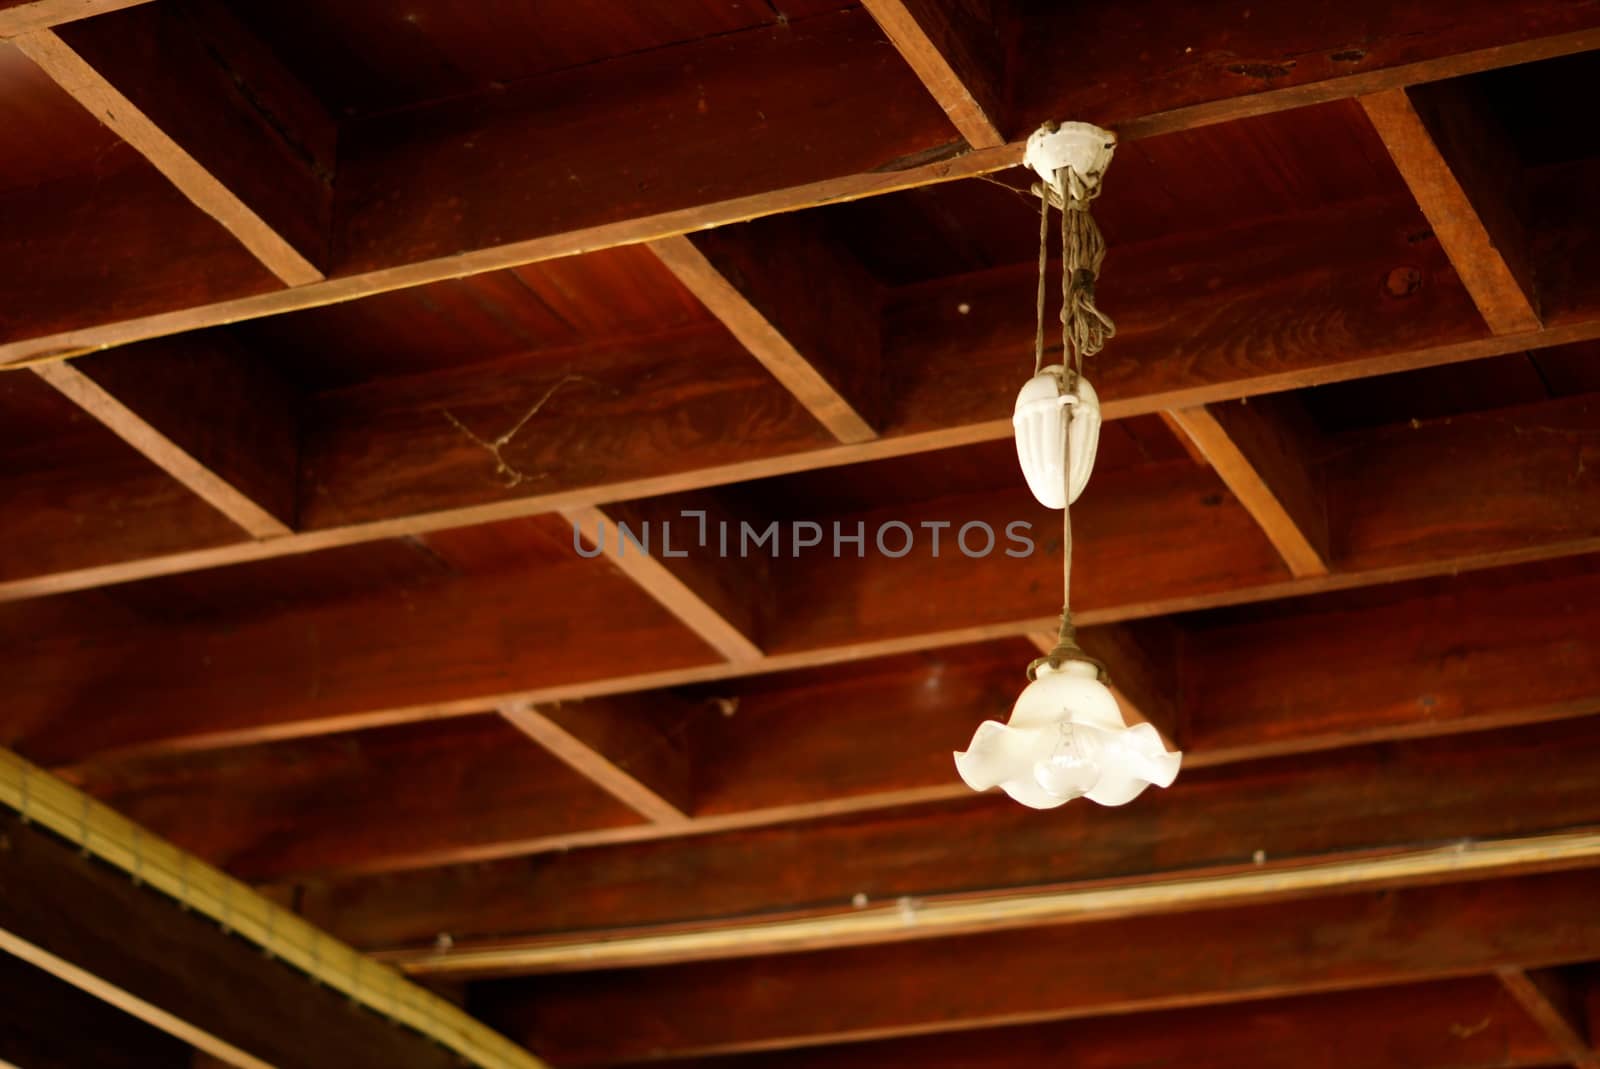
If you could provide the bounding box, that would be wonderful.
[0,748,546,1069]
[1166,398,1330,578]
[499,697,694,826]
[0,0,151,36]
[861,0,1006,148]
[1362,86,1540,335]
[395,829,1600,976]
[11,28,321,286]
[1498,968,1600,1069]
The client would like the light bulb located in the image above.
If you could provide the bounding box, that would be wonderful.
[954,660,1181,808]
[1013,368,1100,510]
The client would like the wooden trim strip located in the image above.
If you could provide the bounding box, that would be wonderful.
[10,29,322,287]
[391,829,1600,976]
[0,0,151,36]
[0,749,547,1069]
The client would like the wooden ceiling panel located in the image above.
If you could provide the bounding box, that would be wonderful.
[61,713,646,880]
[3,545,722,764]
[333,8,955,275]
[0,371,248,586]
[237,245,712,392]
[822,99,1407,285]
[296,325,833,530]
[225,0,858,119]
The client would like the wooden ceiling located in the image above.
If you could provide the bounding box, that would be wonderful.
[3,0,1600,1066]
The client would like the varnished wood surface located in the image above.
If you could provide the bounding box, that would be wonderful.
[471,868,1600,1062]
[2,8,1600,1067]
[298,710,1600,958]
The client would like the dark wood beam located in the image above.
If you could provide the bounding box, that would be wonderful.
[1362,85,1540,334]
[1498,968,1600,1069]
[469,868,1600,1063]
[13,8,330,285]
[11,191,1600,605]
[5,9,1599,369]
[500,695,696,826]
[649,217,883,444]
[1166,396,1330,577]
[303,705,1600,967]
[0,952,192,1069]
[1187,556,1600,762]
[5,553,723,764]
[0,812,462,1069]
[33,333,300,538]
[645,978,1562,1069]
[860,0,1007,149]
[0,0,151,36]
[8,391,1600,765]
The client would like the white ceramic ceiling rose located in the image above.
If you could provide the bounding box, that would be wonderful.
[954,660,1181,809]
[1013,366,1099,509]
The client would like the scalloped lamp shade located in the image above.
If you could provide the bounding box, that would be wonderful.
[1013,368,1100,510]
[954,660,1182,808]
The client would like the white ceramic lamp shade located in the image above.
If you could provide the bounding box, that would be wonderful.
[954,661,1181,808]
[1013,367,1100,509]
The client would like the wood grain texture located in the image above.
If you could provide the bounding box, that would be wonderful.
[0,811,461,1069]
[333,9,956,276]
[1187,556,1600,761]
[1362,86,1540,333]
[3,551,720,765]
[1167,397,1330,577]
[650,218,883,444]
[861,0,1007,148]
[12,27,320,285]
[642,978,1562,1069]
[296,324,835,531]
[501,696,695,825]
[884,195,1485,437]
[33,333,299,538]
[306,711,1600,963]
[5,9,1597,369]
[469,868,1600,1062]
